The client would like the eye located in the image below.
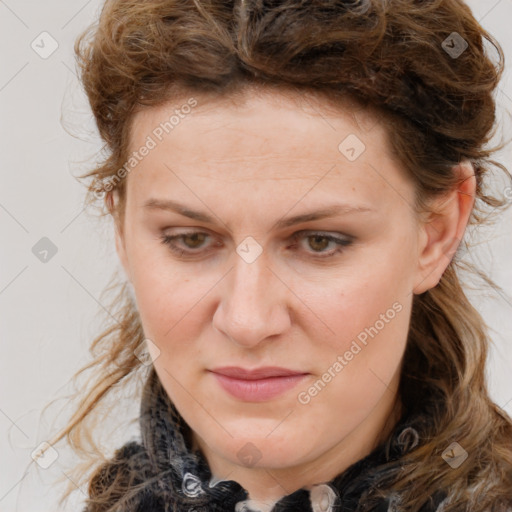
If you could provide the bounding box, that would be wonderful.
[160,229,353,260]
[160,231,216,257]
[289,230,353,258]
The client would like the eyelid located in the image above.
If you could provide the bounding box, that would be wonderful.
[291,229,353,241]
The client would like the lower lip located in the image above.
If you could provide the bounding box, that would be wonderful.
[210,372,308,402]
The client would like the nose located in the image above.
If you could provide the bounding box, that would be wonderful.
[212,250,291,349]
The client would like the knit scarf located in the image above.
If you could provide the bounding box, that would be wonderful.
[84,367,448,512]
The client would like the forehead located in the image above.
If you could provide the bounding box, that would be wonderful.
[125,88,412,214]
[130,87,382,164]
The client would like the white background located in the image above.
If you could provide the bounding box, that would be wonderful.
[1,1,511,510]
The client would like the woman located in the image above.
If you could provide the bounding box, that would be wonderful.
[45,0,512,510]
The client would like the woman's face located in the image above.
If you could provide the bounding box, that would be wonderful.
[115,88,439,493]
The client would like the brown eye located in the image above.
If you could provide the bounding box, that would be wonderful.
[290,231,354,259]
[181,232,208,249]
[160,231,213,257]
[307,235,331,252]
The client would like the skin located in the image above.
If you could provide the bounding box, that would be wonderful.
[113,86,475,508]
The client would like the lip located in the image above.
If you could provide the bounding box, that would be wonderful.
[209,366,309,402]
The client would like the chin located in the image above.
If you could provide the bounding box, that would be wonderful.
[207,426,311,469]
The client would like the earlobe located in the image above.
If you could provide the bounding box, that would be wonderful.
[413,160,476,295]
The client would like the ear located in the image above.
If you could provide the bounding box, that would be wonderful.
[413,160,476,294]
[107,191,132,282]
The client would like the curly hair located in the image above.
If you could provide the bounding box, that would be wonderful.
[38,0,512,511]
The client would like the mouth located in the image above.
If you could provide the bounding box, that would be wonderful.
[208,366,309,402]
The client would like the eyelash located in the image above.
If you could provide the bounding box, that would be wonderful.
[159,230,353,260]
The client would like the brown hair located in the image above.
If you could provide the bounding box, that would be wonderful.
[40,0,512,510]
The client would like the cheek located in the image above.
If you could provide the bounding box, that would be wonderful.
[301,250,412,409]
[318,259,411,353]
[133,273,203,343]
[297,281,409,433]
[132,270,210,387]
[126,238,201,343]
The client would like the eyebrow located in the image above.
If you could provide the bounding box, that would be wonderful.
[143,198,374,230]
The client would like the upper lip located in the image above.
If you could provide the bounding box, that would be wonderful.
[210,366,307,380]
